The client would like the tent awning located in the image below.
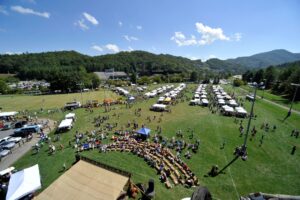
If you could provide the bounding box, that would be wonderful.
[65,113,75,119]
[6,164,41,200]
[36,160,129,200]
[0,112,18,117]
[136,127,151,136]
[58,119,73,129]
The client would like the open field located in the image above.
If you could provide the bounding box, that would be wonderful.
[241,85,300,112]
[0,90,119,111]
[0,74,16,78]
[7,84,300,199]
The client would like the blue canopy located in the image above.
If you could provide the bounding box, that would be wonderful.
[136,127,151,136]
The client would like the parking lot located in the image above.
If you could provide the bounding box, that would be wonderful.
[0,119,55,170]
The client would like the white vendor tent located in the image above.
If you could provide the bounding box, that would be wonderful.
[228,100,238,107]
[235,107,247,114]
[222,105,234,113]
[152,104,166,109]
[65,113,76,120]
[0,167,15,176]
[6,164,41,200]
[0,112,18,118]
[201,99,209,106]
[58,118,73,130]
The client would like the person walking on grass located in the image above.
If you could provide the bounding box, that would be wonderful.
[291,146,296,155]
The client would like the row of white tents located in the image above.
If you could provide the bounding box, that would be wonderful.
[144,85,174,98]
[114,87,130,96]
[190,84,209,106]
[221,105,247,117]
[212,85,247,117]
[57,113,76,132]
[150,83,186,112]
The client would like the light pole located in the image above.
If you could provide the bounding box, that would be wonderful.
[261,79,266,99]
[216,82,262,176]
[76,82,84,104]
[283,83,300,121]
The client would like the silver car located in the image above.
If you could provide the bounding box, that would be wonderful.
[0,141,16,149]
[0,148,10,157]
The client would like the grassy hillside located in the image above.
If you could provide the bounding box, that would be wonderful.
[11,84,300,199]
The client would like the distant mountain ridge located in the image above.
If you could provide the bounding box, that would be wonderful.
[224,49,300,68]
[0,49,299,76]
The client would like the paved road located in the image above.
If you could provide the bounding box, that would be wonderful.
[239,87,300,116]
[0,119,55,171]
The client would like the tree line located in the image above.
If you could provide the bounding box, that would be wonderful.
[242,61,300,100]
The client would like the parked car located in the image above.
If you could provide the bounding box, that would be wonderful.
[13,125,40,137]
[0,148,10,157]
[13,120,28,128]
[0,141,15,149]
[0,123,12,131]
[6,136,22,143]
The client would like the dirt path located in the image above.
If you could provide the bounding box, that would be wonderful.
[239,87,300,116]
[0,118,56,171]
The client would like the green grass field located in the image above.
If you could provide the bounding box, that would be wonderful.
[8,84,300,199]
[241,85,300,112]
[0,90,119,111]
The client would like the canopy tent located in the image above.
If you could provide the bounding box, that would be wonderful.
[190,99,200,105]
[164,97,172,102]
[6,164,41,200]
[228,100,238,107]
[65,113,75,120]
[201,99,209,105]
[235,107,247,114]
[128,96,135,101]
[58,119,73,129]
[0,167,15,176]
[103,98,114,104]
[222,105,234,113]
[0,112,18,118]
[36,160,129,200]
[151,104,166,109]
[136,127,151,136]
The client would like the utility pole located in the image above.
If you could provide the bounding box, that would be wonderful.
[283,83,300,121]
[217,82,262,176]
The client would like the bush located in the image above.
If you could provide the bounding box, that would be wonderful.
[233,79,244,87]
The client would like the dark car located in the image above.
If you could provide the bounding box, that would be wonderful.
[13,121,28,129]
[13,125,40,138]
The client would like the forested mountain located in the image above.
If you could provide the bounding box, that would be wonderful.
[0,50,243,77]
[1,49,299,80]
[226,49,300,68]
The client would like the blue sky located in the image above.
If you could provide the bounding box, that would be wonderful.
[0,0,299,61]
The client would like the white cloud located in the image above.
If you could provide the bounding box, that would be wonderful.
[11,5,50,18]
[4,51,23,55]
[105,44,120,53]
[83,12,98,25]
[196,22,229,45]
[171,22,238,47]
[123,35,139,42]
[170,32,197,46]
[136,25,142,30]
[91,45,103,52]
[74,19,89,30]
[118,21,123,27]
[0,6,9,15]
[233,32,242,42]
[128,46,134,51]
